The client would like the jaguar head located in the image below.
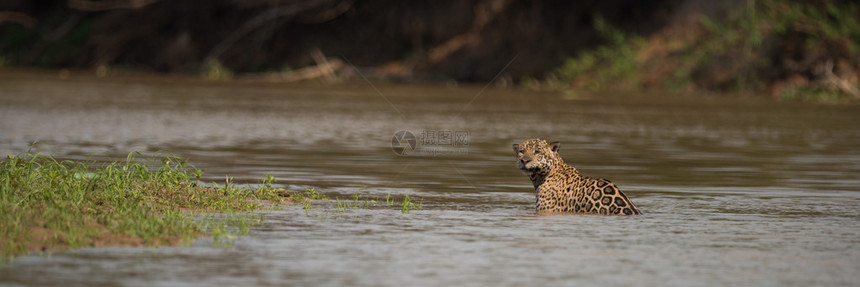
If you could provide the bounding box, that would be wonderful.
[513,138,560,176]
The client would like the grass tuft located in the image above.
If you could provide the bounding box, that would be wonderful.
[0,149,309,261]
[400,194,422,214]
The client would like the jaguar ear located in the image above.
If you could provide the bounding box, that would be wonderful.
[549,141,560,152]
[512,143,520,153]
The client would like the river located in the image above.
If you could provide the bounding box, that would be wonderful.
[1,71,858,286]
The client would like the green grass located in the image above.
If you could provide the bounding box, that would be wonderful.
[304,191,424,221]
[400,194,422,214]
[1,147,429,260]
[0,149,313,260]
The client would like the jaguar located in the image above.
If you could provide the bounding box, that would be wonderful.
[513,138,640,215]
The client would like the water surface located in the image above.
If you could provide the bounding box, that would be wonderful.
[1,72,858,286]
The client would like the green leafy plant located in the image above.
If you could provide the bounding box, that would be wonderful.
[666,0,860,99]
[555,16,645,91]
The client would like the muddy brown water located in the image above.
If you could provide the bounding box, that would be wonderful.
[1,72,859,286]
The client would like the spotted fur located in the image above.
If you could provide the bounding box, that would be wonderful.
[513,138,640,215]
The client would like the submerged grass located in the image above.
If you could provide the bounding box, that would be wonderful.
[304,191,424,222]
[400,194,422,214]
[0,149,310,261]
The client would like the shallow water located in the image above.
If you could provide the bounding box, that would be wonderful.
[1,71,859,286]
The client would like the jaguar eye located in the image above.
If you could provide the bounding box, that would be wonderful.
[534,150,541,154]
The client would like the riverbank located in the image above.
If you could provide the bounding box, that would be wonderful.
[2,1,857,101]
[0,149,316,260]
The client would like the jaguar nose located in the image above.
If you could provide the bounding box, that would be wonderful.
[520,158,531,164]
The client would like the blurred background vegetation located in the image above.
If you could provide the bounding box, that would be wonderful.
[1,0,858,100]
